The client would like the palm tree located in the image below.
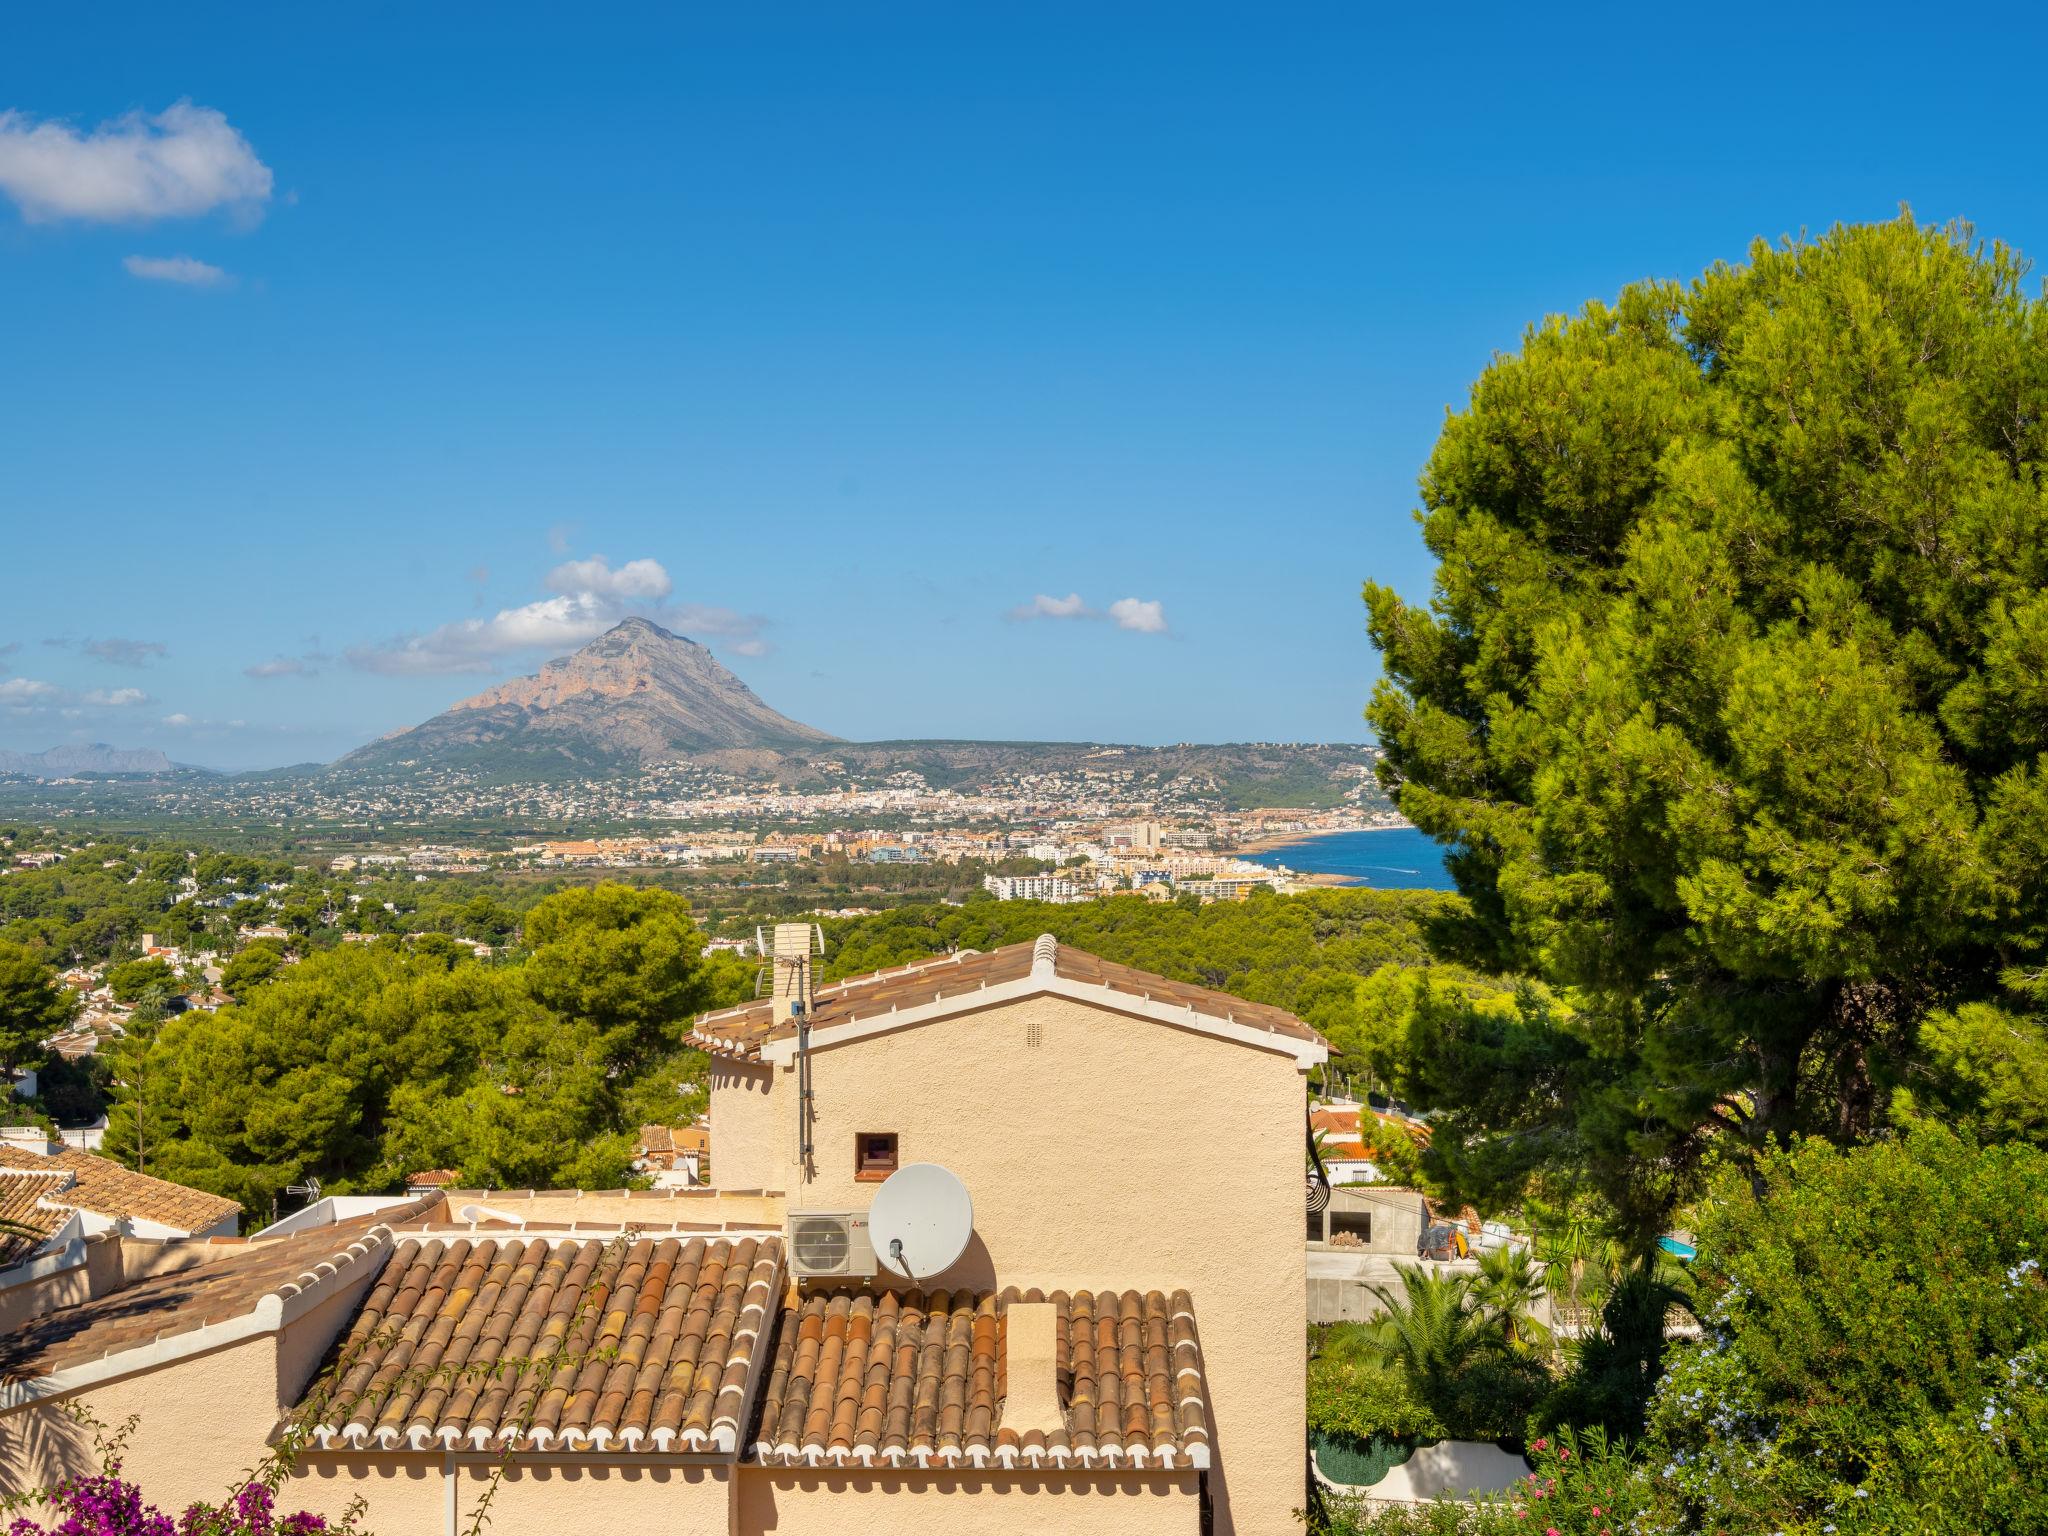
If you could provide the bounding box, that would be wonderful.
[1472,1244,1555,1356]
[1349,1264,1507,1397]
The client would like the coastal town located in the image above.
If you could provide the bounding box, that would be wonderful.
[6,11,2039,1533]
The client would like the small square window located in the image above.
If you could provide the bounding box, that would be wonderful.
[856,1132,899,1181]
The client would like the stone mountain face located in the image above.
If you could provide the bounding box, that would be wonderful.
[334,618,836,779]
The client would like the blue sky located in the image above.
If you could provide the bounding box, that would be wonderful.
[4,4,2046,769]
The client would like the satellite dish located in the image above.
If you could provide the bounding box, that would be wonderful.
[868,1163,973,1282]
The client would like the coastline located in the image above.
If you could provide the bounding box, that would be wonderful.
[1229,822,1412,856]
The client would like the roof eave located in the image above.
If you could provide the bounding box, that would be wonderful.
[757,972,1325,1070]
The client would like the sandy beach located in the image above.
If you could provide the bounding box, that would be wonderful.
[1228,822,1410,856]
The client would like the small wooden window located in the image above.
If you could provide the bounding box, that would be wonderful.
[856,1132,899,1181]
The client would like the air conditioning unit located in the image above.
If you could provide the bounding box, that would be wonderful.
[788,1210,876,1280]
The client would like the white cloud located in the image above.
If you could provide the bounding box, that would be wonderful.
[1006,592,1169,635]
[0,101,273,224]
[124,254,230,286]
[347,556,770,676]
[1108,597,1169,634]
[0,678,56,702]
[161,712,193,727]
[83,687,148,706]
[1009,593,1092,622]
[544,555,673,604]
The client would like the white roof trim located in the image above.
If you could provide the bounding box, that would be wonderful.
[0,1223,400,1411]
[758,971,1325,1069]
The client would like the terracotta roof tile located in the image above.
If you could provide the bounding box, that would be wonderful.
[0,1200,422,1384]
[749,1286,1210,1470]
[0,1169,74,1267]
[0,1144,240,1235]
[691,938,1320,1060]
[297,1233,784,1454]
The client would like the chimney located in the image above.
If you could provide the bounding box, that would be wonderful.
[1002,1301,1066,1439]
[769,922,815,1025]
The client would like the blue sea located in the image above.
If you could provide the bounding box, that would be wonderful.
[1243,826,1456,890]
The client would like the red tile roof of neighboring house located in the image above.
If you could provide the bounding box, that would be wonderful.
[692,937,1320,1062]
[0,1170,74,1267]
[750,1285,1211,1470]
[0,1197,439,1387]
[0,1144,240,1236]
[297,1233,783,1454]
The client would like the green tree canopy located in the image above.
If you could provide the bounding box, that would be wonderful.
[1366,216,2048,1227]
[107,956,180,1004]
[220,941,287,1000]
[520,884,720,1073]
[0,942,75,1076]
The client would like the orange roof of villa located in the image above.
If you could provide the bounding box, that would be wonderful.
[0,1170,75,1267]
[0,1144,240,1237]
[691,936,1322,1062]
[749,1285,1211,1470]
[298,1233,783,1454]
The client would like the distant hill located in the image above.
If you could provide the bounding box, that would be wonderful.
[332,618,838,779]
[325,618,1385,808]
[0,743,176,776]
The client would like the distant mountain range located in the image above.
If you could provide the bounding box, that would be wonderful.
[0,743,177,776]
[0,622,1382,809]
[326,619,1380,807]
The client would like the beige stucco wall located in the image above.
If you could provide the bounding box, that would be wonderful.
[0,1256,94,1337]
[0,1249,391,1519]
[287,1455,731,1535]
[736,1468,1201,1536]
[710,1057,781,1193]
[756,993,1309,1536]
[0,1337,286,1514]
[489,1189,785,1228]
[288,1454,447,1531]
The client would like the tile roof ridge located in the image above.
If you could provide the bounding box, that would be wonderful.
[817,943,1004,996]
[267,1221,398,1305]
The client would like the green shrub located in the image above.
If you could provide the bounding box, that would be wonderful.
[1647,1126,2048,1533]
[1310,1348,1445,1442]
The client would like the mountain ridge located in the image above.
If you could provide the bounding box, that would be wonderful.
[333,618,837,778]
[0,743,178,776]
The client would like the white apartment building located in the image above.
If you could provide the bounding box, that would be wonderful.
[983,873,1081,902]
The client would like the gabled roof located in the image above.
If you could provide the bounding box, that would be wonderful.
[298,1233,783,1455]
[691,936,1324,1068]
[0,1197,436,1402]
[0,1144,241,1236]
[749,1285,1210,1471]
